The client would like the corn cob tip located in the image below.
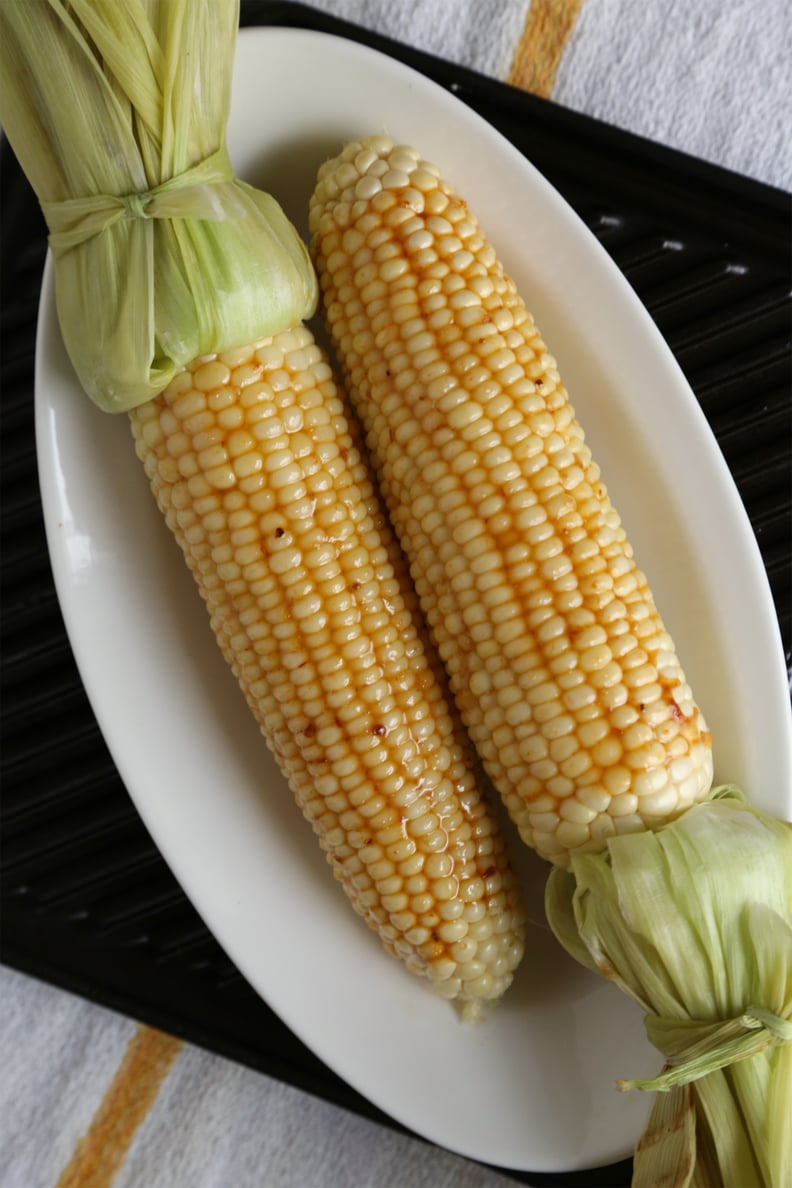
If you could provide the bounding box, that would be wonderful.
[309,136,714,868]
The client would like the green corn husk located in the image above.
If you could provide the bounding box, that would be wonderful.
[546,786,792,1187]
[0,0,316,412]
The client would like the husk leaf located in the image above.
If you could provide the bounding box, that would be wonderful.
[0,0,317,412]
[546,787,792,1187]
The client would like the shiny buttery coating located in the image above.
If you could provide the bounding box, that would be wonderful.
[309,136,714,865]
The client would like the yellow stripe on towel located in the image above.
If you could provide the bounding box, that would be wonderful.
[509,0,588,96]
[56,1025,182,1188]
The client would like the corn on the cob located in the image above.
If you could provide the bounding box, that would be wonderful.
[129,325,525,1009]
[0,0,524,1014]
[309,136,714,867]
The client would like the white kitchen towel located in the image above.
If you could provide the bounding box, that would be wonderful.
[306,0,792,189]
[553,0,792,190]
[0,965,521,1188]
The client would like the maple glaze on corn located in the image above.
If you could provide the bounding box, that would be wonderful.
[309,136,713,866]
[130,326,525,1010]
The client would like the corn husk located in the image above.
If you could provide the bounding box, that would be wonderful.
[546,787,792,1187]
[0,0,316,412]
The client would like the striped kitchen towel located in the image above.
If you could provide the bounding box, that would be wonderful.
[307,0,791,189]
[0,965,520,1187]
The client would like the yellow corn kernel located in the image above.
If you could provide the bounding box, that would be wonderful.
[309,137,714,866]
[129,322,524,1008]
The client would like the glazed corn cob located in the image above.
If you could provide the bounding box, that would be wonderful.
[309,136,714,867]
[129,325,525,1009]
[0,1,524,1014]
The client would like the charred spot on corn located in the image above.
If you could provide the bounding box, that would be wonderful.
[309,136,714,867]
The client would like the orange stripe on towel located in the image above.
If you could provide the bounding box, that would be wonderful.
[509,0,588,97]
[56,1025,182,1188]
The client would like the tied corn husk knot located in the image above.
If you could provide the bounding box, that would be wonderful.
[619,1005,792,1093]
[41,145,235,256]
[546,786,792,1187]
[0,0,317,412]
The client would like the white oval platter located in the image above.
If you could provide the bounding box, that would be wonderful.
[34,26,792,1175]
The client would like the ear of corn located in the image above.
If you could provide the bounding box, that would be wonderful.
[0,2,525,1012]
[308,136,714,867]
[130,325,525,1011]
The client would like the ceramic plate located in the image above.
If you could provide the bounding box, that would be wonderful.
[35,26,792,1174]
